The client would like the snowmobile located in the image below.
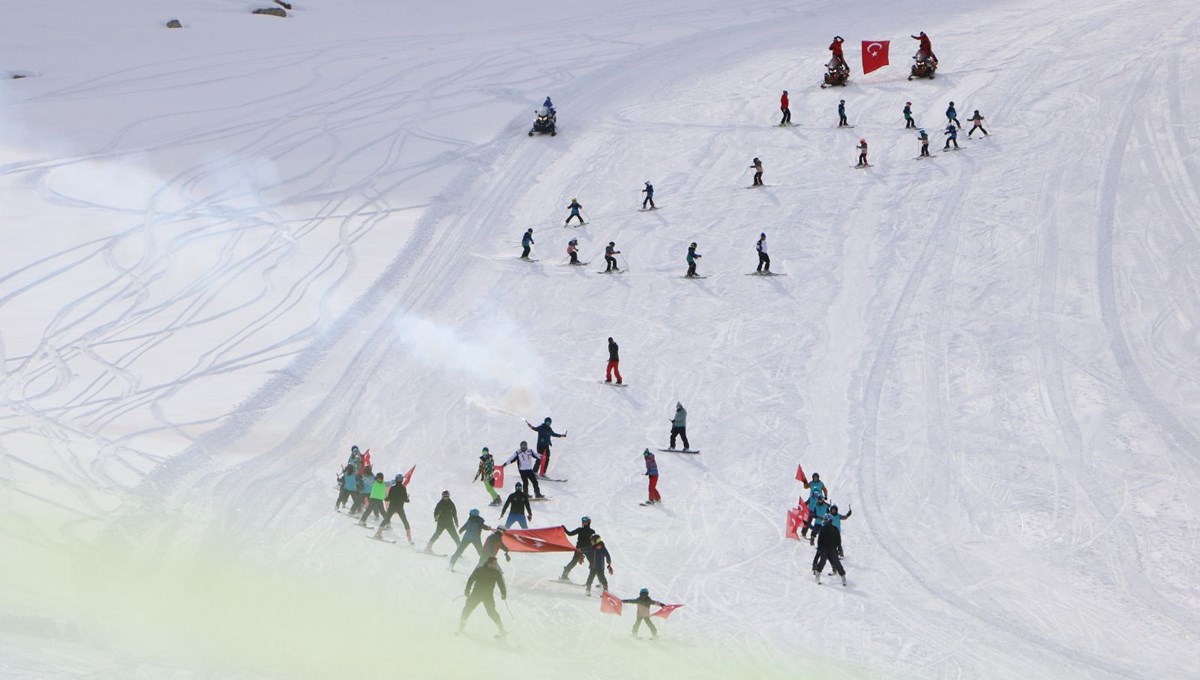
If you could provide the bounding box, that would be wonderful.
[908,55,938,80]
[820,63,849,88]
[528,106,557,136]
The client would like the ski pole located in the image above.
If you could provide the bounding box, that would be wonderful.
[504,600,515,620]
[620,253,630,272]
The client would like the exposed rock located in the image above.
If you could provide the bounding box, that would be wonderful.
[166,19,183,28]
[273,0,293,9]
[252,7,287,17]
[11,74,28,79]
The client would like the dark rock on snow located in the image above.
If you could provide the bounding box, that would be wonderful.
[252,7,287,17]
[166,19,183,28]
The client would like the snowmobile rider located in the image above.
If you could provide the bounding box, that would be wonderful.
[828,36,847,70]
[911,32,936,63]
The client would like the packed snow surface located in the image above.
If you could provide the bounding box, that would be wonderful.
[2,0,1198,678]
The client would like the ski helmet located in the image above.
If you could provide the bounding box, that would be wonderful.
[812,473,820,481]
[949,101,954,106]
[608,241,615,246]
[830,505,838,513]
[860,137,866,143]
[572,197,577,201]
[544,417,552,424]
[690,242,697,248]
[760,232,766,238]
[643,449,652,457]
[394,473,403,482]
[581,516,591,524]
[351,445,360,453]
[645,180,651,185]
[906,101,911,105]
[840,99,845,104]
[375,472,384,480]
[470,509,480,517]
[640,587,649,596]
[591,534,602,544]
[520,440,527,447]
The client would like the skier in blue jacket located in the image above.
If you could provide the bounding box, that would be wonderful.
[944,124,959,150]
[828,503,852,556]
[565,199,584,226]
[837,99,848,127]
[336,464,357,510]
[450,509,492,570]
[945,101,961,129]
[642,182,655,210]
[520,228,535,260]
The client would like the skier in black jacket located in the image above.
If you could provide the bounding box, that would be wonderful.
[459,556,507,636]
[450,509,492,569]
[559,516,596,580]
[500,483,534,528]
[377,473,413,544]
[605,337,622,385]
[480,528,512,565]
[425,490,461,553]
[813,522,846,585]
[526,416,567,477]
[585,534,613,595]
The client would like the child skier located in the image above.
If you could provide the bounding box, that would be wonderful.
[622,588,666,639]
[606,337,622,384]
[377,473,413,543]
[829,503,852,557]
[946,101,961,129]
[756,233,770,273]
[856,138,869,167]
[642,449,661,505]
[967,109,988,137]
[459,556,507,636]
[903,101,915,129]
[780,90,791,126]
[686,242,702,277]
[604,242,621,272]
[526,417,567,477]
[813,522,847,585]
[565,198,584,226]
[838,99,848,127]
[473,448,501,506]
[585,534,613,595]
[426,490,461,553]
[520,228,534,260]
[669,402,689,450]
[749,158,763,186]
[567,238,581,265]
[642,182,655,210]
[560,516,596,581]
[358,472,387,526]
[944,124,959,150]
[808,497,832,545]
[918,128,930,157]
[500,482,534,528]
[503,441,543,498]
[450,509,491,570]
[336,464,356,510]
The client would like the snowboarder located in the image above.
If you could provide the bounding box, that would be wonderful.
[503,441,543,498]
[622,588,666,639]
[520,228,535,260]
[378,473,413,543]
[336,464,357,510]
[780,90,791,126]
[499,482,534,529]
[474,448,502,506]
[903,101,915,129]
[837,99,848,127]
[643,449,661,504]
[828,503,852,557]
[450,509,491,569]
[585,534,613,595]
[642,182,655,210]
[756,233,770,273]
[813,522,847,585]
[911,31,937,63]
[686,242,702,278]
[944,123,959,150]
[856,137,869,167]
[946,101,961,129]
[567,238,581,265]
[669,402,690,450]
[357,472,387,526]
[560,516,596,580]
[526,417,567,478]
[918,128,930,157]
[604,242,621,272]
[749,158,763,186]
[967,109,988,137]
[459,556,507,636]
[426,490,461,553]
[828,36,847,71]
[606,337,622,384]
[565,198,584,226]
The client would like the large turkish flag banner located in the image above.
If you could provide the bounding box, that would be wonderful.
[861,40,890,74]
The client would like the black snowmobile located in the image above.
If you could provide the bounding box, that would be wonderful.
[821,63,849,88]
[528,106,557,136]
[909,55,938,80]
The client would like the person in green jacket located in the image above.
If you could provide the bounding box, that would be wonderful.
[459,556,507,636]
[474,448,501,506]
[357,473,388,526]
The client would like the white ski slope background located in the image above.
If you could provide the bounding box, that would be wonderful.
[2,0,1199,677]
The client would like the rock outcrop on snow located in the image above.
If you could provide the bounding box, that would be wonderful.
[252,7,287,17]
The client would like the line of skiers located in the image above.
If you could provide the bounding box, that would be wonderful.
[800,472,853,585]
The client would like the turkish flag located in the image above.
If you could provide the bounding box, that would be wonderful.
[651,604,684,619]
[493,466,504,488]
[795,463,808,484]
[600,591,623,615]
[861,40,890,74]
[362,449,372,469]
[500,526,576,553]
[785,506,805,539]
[402,465,416,487]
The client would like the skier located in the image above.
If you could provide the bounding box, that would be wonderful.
[348,467,368,515]
[604,241,621,273]
[526,416,567,478]
[606,337,622,385]
[425,490,461,553]
[357,472,388,526]
[669,402,690,450]
[837,99,848,127]
[813,522,847,585]
[622,588,666,639]
[643,449,661,505]
[967,109,988,137]
[944,123,959,150]
[856,137,869,167]
[749,157,763,186]
[565,198,585,226]
[520,228,535,260]
[459,556,507,636]
[903,101,915,129]
[499,482,534,528]
[560,516,596,581]
[503,441,543,498]
[807,497,832,545]
[642,182,655,210]
[346,444,364,472]
[946,101,961,129]
[917,128,930,157]
[800,472,827,539]
[481,528,512,565]
[473,448,501,507]
[585,534,614,595]
[756,233,770,273]
[828,36,847,71]
[450,508,491,570]
[911,32,937,63]
[686,242,702,278]
[567,238,581,265]
[378,473,413,543]
[828,503,852,557]
[336,464,356,510]
[780,90,791,126]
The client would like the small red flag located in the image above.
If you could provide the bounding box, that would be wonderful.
[600,591,623,615]
[362,449,372,470]
[785,507,803,539]
[493,466,505,488]
[651,604,684,619]
[402,465,416,487]
[795,463,808,484]
[861,40,890,74]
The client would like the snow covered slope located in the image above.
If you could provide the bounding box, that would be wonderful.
[2,0,1199,677]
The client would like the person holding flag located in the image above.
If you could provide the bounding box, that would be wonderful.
[504,440,544,498]
[622,588,667,639]
[560,516,596,581]
[377,472,413,543]
[474,448,501,507]
[525,417,567,479]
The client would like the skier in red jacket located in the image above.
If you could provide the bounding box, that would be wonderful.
[828,36,847,70]
[779,90,791,126]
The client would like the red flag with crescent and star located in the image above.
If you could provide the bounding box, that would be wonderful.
[651,604,684,619]
[861,40,890,74]
[500,526,576,553]
[600,591,623,615]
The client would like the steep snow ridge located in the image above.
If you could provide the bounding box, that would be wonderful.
[3,0,1200,677]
